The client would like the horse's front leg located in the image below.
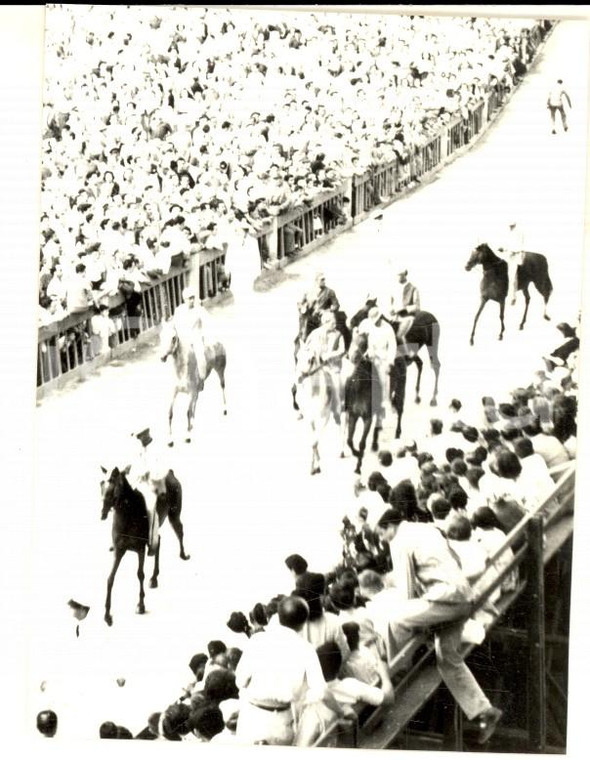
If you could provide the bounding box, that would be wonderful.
[105,548,125,626]
[215,363,228,416]
[149,536,161,588]
[136,548,146,615]
[499,298,506,340]
[186,390,199,443]
[356,416,372,475]
[339,410,348,458]
[413,355,423,404]
[430,358,441,407]
[371,409,383,452]
[169,510,190,561]
[168,388,178,447]
[519,287,530,330]
[470,299,486,346]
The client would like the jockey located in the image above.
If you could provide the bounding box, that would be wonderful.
[390,265,421,352]
[497,220,525,306]
[125,428,169,556]
[357,305,397,413]
[302,272,340,321]
[171,286,210,389]
[301,309,346,415]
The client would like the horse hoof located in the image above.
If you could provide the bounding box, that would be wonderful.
[136,605,146,615]
[415,396,421,405]
[149,578,158,589]
[168,441,174,448]
[105,614,113,627]
[180,552,191,561]
[340,451,346,459]
[544,314,551,321]
[499,335,504,341]
[430,399,438,407]
[469,339,474,347]
[519,325,524,331]
[223,410,228,416]
[185,437,191,444]
[311,467,321,476]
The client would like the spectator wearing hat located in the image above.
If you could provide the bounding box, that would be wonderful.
[377,507,503,743]
[210,699,242,744]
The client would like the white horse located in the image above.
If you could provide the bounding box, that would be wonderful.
[295,343,346,475]
[160,321,227,445]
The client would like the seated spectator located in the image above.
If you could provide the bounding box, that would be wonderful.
[99,721,119,739]
[512,436,556,511]
[66,262,98,314]
[357,569,404,664]
[161,703,193,741]
[209,699,241,745]
[328,581,386,660]
[340,621,395,702]
[188,703,225,742]
[471,506,517,598]
[203,668,240,705]
[295,640,385,747]
[446,513,488,583]
[293,573,350,659]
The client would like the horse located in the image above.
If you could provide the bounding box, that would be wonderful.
[295,343,345,475]
[383,310,441,407]
[100,466,189,627]
[350,303,441,408]
[465,244,553,346]
[292,306,351,414]
[160,322,227,445]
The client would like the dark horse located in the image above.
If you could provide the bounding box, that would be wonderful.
[344,333,407,473]
[100,467,189,626]
[350,304,441,407]
[465,244,553,346]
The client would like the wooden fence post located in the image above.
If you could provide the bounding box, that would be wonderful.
[527,515,547,752]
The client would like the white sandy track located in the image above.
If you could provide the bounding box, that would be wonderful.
[28,21,588,740]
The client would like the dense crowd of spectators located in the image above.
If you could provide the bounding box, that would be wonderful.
[38,312,576,743]
[38,5,550,323]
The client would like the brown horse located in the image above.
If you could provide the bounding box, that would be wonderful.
[465,244,553,345]
[160,322,227,445]
[100,467,189,627]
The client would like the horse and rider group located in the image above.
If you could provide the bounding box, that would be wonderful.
[99,224,554,625]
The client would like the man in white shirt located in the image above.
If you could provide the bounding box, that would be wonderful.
[234,596,328,745]
[358,306,397,416]
[547,78,572,134]
[171,286,211,385]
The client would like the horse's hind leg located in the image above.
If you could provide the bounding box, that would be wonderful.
[356,416,372,475]
[149,537,161,588]
[412,355,423,404]
[428,322,441,406]
[137,549,146,615]
[519,286,530,331]
[470,300,486,346]
[499,299,506,341]
[169,511,190,561]
[215,356,228,416]
[168,389,178,447]
[186,392,198,443]
[105,549,125,626]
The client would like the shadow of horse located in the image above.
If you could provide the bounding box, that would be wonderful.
[100,467,189,627]
[465,243,553,345]
[160,323,227,445]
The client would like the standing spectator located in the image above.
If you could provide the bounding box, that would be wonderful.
[546,78,572,134]
[377,507,503,744]
[66,262,98,314]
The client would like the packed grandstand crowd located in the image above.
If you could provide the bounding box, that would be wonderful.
[38,5,551,326]
[37,319,578,742]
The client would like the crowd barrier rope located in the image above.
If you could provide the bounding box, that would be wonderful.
[37,21,552,395]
